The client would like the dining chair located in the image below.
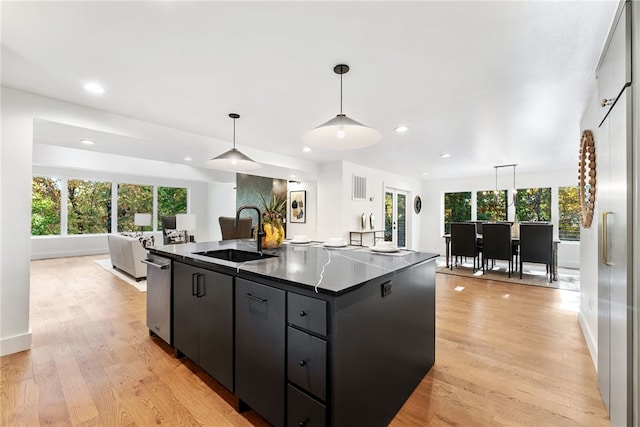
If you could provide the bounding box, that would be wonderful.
[466,220,486,235]
[519,223,553,282]
[450,222,481,272]
[219,216,253,240]
[481,223,513,277]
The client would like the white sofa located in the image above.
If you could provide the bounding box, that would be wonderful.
[107,234,151,280]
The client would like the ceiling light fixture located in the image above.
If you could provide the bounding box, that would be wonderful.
[395,126,409,133]
[303,64,382,150]
[80,139,95,145]
[84,82,104,94]
[302,147,311,152]
[493,163,518,206]
[207,113,260,171]
[184,156,192,161]
[441,153,451,158]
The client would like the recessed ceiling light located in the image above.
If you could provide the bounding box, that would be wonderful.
[84,82,104,94]
[395,126,409,133]
[422,172,429,176]
[302,147,311,152]
[440,153,451,158]
[290,174,296,178]
[80,139,95,145]
[184,157,192,161]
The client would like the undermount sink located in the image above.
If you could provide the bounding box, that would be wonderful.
[194,249,278,263]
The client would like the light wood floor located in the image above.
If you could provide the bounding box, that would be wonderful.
[1,255,609,426]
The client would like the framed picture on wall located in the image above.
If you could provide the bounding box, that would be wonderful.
[290,190,306,223]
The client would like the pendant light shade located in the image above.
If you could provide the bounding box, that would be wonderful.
[207,113,260,171]
[303,64,382,150]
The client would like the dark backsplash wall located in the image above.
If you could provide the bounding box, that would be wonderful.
[236,174,287,228]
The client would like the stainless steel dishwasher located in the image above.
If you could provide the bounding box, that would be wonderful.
[142,253,172,345]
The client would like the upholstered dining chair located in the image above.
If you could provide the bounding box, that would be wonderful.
[481,223,514,277]
[466,220,486,235]
[519,223,553,282]
[219,216,253,240]
[450,222,481,272]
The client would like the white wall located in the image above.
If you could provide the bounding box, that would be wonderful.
[316,162,343,241]
[30,164,210,259]
[1,89,34,356]
[419,169,580,268]
[316,161,422,249]
[578,83,601,367]
[286,181,318,240]
[208,181,236,241]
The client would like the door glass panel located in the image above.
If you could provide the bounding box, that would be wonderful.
[396,193,406,247]
[384,191,393,242]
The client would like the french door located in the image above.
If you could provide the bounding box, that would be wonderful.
[384,188,408,248]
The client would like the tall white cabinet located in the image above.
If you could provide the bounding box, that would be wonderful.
[594,2,633,425]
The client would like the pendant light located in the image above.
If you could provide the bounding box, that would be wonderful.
[303,64,382,150]
[207,113,260,171]
[493,164,517,206]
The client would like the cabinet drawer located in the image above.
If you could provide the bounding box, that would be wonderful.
[288,293,327,336]
[287,384,326,427]
[287,327,326,400]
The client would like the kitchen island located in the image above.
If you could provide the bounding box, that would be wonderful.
[148,240,437,427]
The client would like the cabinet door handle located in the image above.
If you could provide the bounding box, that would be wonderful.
[191,274,198,296]
[299,310,306,317]
[299,419,308,427]
[602,211,613,266]
[299,359,307,366]
[245,293,267,303]
[197,274,205,297]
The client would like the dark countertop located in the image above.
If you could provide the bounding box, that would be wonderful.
[149,240,437,295]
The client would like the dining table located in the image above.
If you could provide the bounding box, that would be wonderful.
[443,234,560,281]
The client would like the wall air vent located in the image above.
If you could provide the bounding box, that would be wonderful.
[352,175,367,200]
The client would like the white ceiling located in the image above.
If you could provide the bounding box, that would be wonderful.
[1,1,619,181]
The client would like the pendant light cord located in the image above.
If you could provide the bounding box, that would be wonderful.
[232,117,236,149]
[339,72,343,115]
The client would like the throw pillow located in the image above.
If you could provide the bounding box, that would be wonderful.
[165,229,186,244]
[137,234,155,248]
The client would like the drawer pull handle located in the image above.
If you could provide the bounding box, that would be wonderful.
[245,293,268,303]
[299,419,308,427]
[299,359,307,366]
[299,310,307,317]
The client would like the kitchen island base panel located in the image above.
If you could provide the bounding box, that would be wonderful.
[331,260,436,427]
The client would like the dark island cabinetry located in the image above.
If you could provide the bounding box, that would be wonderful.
[173,262,234,391]
[152,241,437,427]
[235,278,286,427]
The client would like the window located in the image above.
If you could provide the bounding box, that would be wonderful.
[31,176,61,235]
[117,183,153,233]
[157,186,188,230]
[444,192,471,233]
[515,187,551,222]
[67,179,112,234]
[477,190,507,222]
[558,186,580,241]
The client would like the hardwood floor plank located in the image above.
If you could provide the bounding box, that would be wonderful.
[0,255,610,426]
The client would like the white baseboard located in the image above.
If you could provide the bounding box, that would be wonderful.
[0,331,32,356]
[31,249,109,260]
[578,310,598,370]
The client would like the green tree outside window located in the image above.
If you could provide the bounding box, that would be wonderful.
[444,192,471,233]
[68,179,112,234]
[558,186,580,241]
[32,176,61,235]
[117,183,153,232]
[157,186,188,230]
[515,187,551,222]
[477,190,507,222]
